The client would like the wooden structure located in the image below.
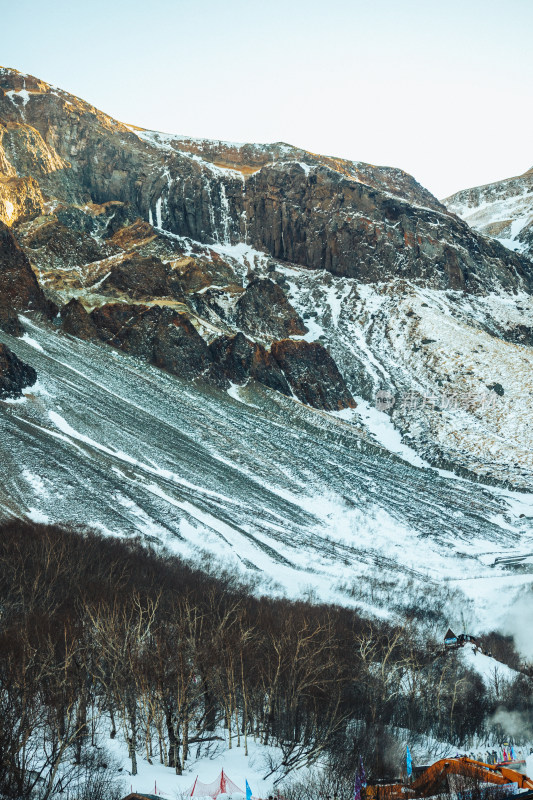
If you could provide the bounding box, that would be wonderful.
[444,629,477,649]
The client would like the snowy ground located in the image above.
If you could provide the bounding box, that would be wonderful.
[107,732,285,799]
[460,645,519,687]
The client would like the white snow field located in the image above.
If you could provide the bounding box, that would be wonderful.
[107,731,286,799]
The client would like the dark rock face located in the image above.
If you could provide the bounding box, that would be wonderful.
[151,312,211,380]
[0,342,37,397]
[98,254,170,299]
[271,339,356,411]
[208,332,291,394]
[22,220,106,268]
[235,278,307,339]
[90,303,212,380]
[60,298,99,340]
[243,164,533,291]
[500,323,533,346]
[0,220,55,333]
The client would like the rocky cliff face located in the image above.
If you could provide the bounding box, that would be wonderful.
[444,167,533,260]
[0,219,55,334]
[1,67,531,293]
[0,342,36,397]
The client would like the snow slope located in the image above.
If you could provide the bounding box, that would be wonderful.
[460,646,519,687]
[1,316,533,633]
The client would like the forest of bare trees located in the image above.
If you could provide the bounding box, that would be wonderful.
[0,520,531,800]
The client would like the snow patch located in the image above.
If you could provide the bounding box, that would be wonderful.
[22,469,48,497]
[6,88,31,107]
[22,334,44,352]
[3,200,14,220]
[26,507,49,523]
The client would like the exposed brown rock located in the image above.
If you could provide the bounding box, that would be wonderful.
[0,342,37,397]
[0,220,55,333]
[0,175,44,226]
[235,278,307,340]
[60,298,99,340]
[271,339,356,411]
[2,67,530,293]
[90,303,211,380]
[208,332,290,394]
[22,219,106,269]
[98,254,170,299]
[152,312,212,379]
[108,218,157,249]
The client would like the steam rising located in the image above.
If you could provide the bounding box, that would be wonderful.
[489,707,533,741]
[501,590,533,662]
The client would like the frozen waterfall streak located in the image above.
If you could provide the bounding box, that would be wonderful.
[240,173,248,244]
[219,183,231,245]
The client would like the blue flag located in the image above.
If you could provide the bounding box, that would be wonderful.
[246,780,252,800]
[406,746,413,778]
[359,757,367,788]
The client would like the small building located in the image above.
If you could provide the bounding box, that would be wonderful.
[444,628,458,648]
[444,629,477,649]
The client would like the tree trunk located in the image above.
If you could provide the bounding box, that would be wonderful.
[202,676,216,732]
[166,710,182,775]
[128,703,138,776]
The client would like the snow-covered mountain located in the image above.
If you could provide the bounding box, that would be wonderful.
[1,66,533,633]
[445,167,533,258]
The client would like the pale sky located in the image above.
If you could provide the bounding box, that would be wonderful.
[2,0,532,198]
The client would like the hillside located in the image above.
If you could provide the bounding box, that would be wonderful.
[1,65,533,611]
[445,167,533,259]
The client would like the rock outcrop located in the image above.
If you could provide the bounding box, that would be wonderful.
[60,298,99,340]
[271,339,356,411]
[98,254,172,300]
[22,219,107,269]
[89,303,212,381]
[0,220,55,334]
[0,342,36,397]
[208,332,290,394]
[235,278,307,340]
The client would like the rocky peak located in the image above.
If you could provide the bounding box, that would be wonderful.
[1,66,530,293]
[2,65,533,423]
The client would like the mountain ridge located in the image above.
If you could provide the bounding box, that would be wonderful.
[445,165,533,259]
[1,66,531,292]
